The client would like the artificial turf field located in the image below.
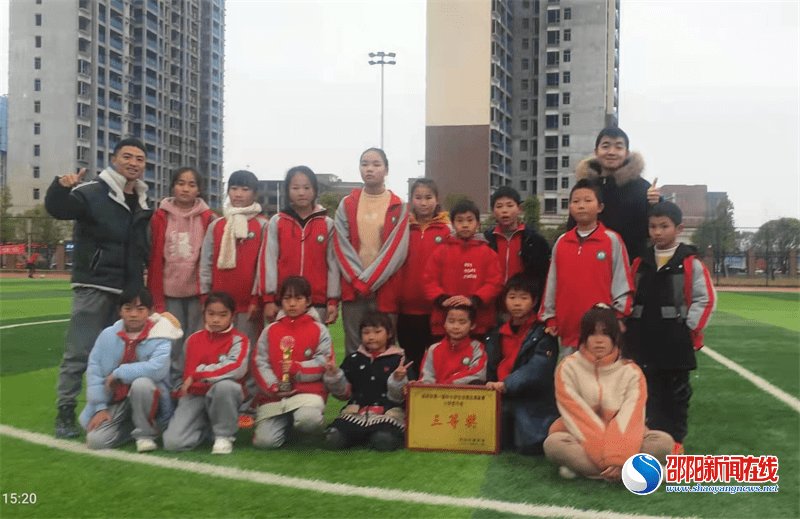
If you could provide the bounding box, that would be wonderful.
[0,278,797,519]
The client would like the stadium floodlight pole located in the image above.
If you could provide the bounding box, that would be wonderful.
[368,51,396,148]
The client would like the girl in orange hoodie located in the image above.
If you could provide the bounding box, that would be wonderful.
[543,304,672,481]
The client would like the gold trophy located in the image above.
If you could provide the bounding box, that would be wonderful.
[278,336,295,392]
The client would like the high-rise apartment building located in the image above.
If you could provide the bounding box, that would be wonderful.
[426,0,619,225]
[0,95,8,187]
[7,0,225,213]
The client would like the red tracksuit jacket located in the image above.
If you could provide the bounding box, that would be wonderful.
[538,222,633,348]
[183,326,250,397]
[424,235,503,335]
[397,211,451,315]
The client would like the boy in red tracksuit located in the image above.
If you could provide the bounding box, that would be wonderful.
[412,305,487,385]
[251,276,332,448]
[261,166,340,325]
[333,148,409,355]
[199,170,268,349]
[424,199,503,337]
[396,178,451,373]
[539,179,634,356]
[163,291,251,454]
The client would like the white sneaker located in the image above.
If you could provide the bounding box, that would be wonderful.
[136,439,157,453]
[212,437,233,455]
[559,466,578,479]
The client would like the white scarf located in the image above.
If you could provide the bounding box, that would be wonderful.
[217,202,262,269]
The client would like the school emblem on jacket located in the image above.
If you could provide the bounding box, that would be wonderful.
[435,236,443,243]
[316,234,325,243]
[596,251,607,261]
[462,356,470,365]
[304,348,313,358]
[247,231,255,239]
[391,216,397,224]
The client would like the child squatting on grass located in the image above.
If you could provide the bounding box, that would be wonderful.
[323,310,412,451]
[163,291,251,454]
[80,287,183,452]
[543,304,673,481]
[484,274,559,455]
[251,276,332,448]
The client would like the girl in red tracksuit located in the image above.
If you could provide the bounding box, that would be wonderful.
[424,200,503,337]
[251,276,332,449]
[333,148,409,355]
[199,170,268,350]
[261,166,340,326]
[163,291,251,454]
[396,178,451,374]
[148,167,217,389]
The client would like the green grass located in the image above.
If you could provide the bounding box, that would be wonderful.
[1,281,798,518]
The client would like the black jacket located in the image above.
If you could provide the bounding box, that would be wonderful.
[485,321,559,453]
[625,244,699,370]
[338,348,413,410]
[45,172,152,293]
[570,152,652,261]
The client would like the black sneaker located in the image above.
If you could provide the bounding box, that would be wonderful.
[55,406,80,439]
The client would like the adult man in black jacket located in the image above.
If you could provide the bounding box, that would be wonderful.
[45,138,152,438]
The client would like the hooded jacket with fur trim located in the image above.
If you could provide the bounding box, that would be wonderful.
[571,152,652,261]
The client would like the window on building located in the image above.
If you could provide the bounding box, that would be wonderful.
[520,180,528,191]
[520,140,528,152]
[33,145,40,157]
[561,198,569,210]
[562,134,570,147]
[546,93,559,107]
[563,92,571,105]
[520,160,528,171]
[521,119,529,131]
[564,7,572,19]
[522,58,529,70]
[532,99,538,115]
[521,79,529,90]
[562,156,570,167]
[35,13,42,26]
[545,178,558,191]
[35,35,42,47]
[563,50,571,62]
[533,0,540,13]
[546,115,559,129]
[547,51,559,66]
[547,30,559,45]
[562,113,570,126]
[33,189,40,200]
[34,57,41,69]
[563,71,571,83]
[522,0,530,8]
[546,73,559,86]
[33,166,40,179]
[545,157,558,170]
[561,177,569,189]
[544,199,557,214]
[532,139,538,154]
[34,123,40,135]
[522,18,529,29]
[564,29,571,42]
[522,38,529,50]
[547,9,560,23]
[521,98,528,111]
[34,101,41,113]
[545,136,558,151]
[34,79,41,91]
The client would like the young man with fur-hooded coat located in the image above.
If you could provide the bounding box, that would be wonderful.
[569,127,661,262]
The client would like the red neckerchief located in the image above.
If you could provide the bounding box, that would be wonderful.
[111,319,156,402]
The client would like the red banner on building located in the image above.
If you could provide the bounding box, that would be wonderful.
[0,245,26,255]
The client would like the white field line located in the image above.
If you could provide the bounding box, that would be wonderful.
[0,424,695,519]
[701,345,800,413]
[0,318,69,330]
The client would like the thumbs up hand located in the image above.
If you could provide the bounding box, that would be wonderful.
[647,177,661,204]
[59,168,87,188]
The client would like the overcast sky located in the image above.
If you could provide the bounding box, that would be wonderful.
[1,0,797,228]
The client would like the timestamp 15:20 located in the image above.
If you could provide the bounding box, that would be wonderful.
[3,493,37,504]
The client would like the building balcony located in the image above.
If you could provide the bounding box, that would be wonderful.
[111,0,124,12]
[147,0,159,12]
[110,38,123,51]
[145,131,157,142]
[146,113,157,123]
[110,58,123,71]
[98,97,106,107]
[98,53,106,64]
[147,18,158,31]
[147,38,158,50]
[109,99,122,111]
[109,79,122,91]
[146,76,158,86]
[110,17,123,31]
[109,119,122,131]
[146,95,158,105]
